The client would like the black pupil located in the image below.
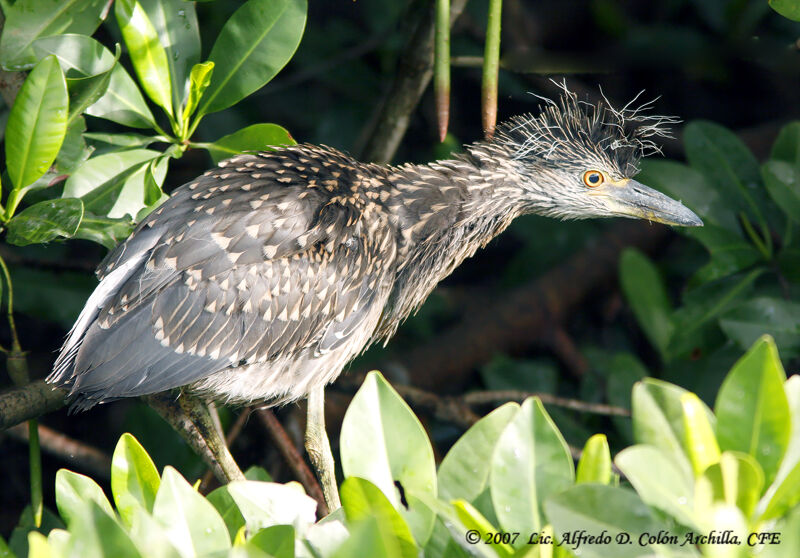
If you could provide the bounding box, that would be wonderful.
[589,173,599,183]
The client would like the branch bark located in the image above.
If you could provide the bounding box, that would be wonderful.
[0,380,66,430]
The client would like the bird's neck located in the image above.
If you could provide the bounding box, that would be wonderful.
[378,143,525,331]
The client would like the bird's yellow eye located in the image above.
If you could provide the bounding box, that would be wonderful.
[583,170,604,187]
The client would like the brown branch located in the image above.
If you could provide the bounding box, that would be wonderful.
[0,380,66,430]
[357,0,469,163]
[256,408,328,517]
[463,390,630,417]
[7,422,111,480]
[393,384,481,429]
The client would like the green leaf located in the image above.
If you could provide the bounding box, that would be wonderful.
[340,477,417,558]
[576,434,612,485]
[761,506,800,558]
[63,45,119,129]
[206,123,295,164]
[619,248,673,358]
[29,34,115,77]
[74,213,135,250]
[5,55,68,190]
[545,485,675,558]
[128,507,182,558]
[632,378,707,478]
[54,470,114,528]
[719,297,800,358]
[438,402,518,503]
[758,376,800,521]
[762,160,800,223]
[684,120,766,223]
[62,149,160,214]
[771,121,800,164]
[340,371,437,545]
[26,532,49,558]
[615,445,697,528]
[6,198,84,246]
[111,433,161,528]
[681,392,721,477]
[152,467,230,557]
[206,486,245,543]
[668,268,763,358]
[57,116,93,174]
[198,0,307,116]
[86,65,157,128]
[225,480,317,534]
[0,0,108,68]
[687,224,763,286]
[65,501,142,558]
[116,0,173,116]
[83,132,162,148]
[246,525,294,558]
[183,61,214,129]
[698,452,763,520]
[139,0,201,111]
[769,0,800,20]
[489,397,574,542]
[452,500,513,558]
[715,336,790,486]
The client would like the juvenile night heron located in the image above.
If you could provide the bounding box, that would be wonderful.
[48,89,701,510]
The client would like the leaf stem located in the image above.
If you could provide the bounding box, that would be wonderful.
[434,0,450,143]
[481,0,502,138]
[740,212,770,260]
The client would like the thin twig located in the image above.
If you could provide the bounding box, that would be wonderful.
[7,422,112,480]
[256,408,329,517]
[463,390,630,417]
[199,407,251,491]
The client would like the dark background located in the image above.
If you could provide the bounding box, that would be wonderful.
[2,0,799,536]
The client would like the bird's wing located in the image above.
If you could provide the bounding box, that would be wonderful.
[52,152,396,407]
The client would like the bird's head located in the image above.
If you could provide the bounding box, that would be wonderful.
[491,86,702,227]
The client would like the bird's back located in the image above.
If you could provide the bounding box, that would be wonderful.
[49,145,400,409]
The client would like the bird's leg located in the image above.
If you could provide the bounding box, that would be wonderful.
[305,385,341,511]
[146,393,245,484]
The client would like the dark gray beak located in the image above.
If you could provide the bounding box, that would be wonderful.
[604,179,703,227]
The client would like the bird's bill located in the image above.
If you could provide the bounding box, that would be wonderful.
[599,179,703,227]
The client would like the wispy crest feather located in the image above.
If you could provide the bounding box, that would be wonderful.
[493,80,679,177]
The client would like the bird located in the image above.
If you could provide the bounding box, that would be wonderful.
[48,87,702,511]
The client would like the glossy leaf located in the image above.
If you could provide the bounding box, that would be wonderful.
[83,132,162,148]
[205,123,295,164]
[545,485,674,558]
[340,477,417,558]
[128,507,182,558]
[686,224,763,286]
[438,402,518,503]
[453,500,513,558]
[29,34,115,77]
[64,501,141,558]
[576,434,612,485]
[631,378,709,478]
[54,470,114,528]
[715,336,790,486]
[247,525,294,558]
[63,148,160,210]
[5,55,68,190]
[206,486,245,543]
[719,297,800,357]
[769,0,800,20]
[57,116,93,174]
[6,198,84,246]
[183,61,214,128]
[340,371,437,545]
[763,160,800,223]
[116,0,173,115]
[86,65,157,128]
[0,0,108,68]
[770,121,800,164]
[198,0,307,115]
[684,120,766,222]
[74,213,135,249]
[111,433,161,528]
[152,467,230,557]
[761,507,800,558]
[490,398,574,540]
[139,0,201,110]
[615,445,697,528]
[699,452,763,519]
[226,480,317,535]
[64,45,119,128]
[619,248,673,358]
[681,392,721,476]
